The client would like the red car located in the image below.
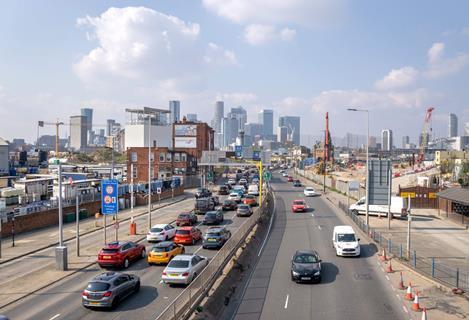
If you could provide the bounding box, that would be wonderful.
[291,200,306,213]
[176,212,198,226]
[287,176,294,182]
[97,241,146,269]
[174,226,202,245]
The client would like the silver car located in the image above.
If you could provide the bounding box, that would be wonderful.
[82,272,140,309]
[162,254,208,285]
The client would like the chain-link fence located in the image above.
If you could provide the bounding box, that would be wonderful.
[155,190,273,320]
[337,201,468,290]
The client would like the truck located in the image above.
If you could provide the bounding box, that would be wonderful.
[349,196,409,218]
[194,197,216,215]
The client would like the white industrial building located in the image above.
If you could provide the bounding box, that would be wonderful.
[124,108,173,149]
[0,137,9,175]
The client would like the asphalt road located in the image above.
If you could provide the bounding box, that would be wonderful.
[1,192,256,320]
[233,173,408,320]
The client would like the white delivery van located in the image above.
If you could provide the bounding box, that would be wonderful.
[248,184,259,196]
[332,225,360,257]
[349,196,409,218]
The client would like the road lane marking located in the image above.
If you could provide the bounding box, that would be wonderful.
[230,212,237,219]
[317,225,322,230]
[284,294,289,309]
[311,213,314,217]
[49,314,61,320]
[159,280,164,284]
[396,294,401,300]
[385,275,390,281]
[257,196,276,257]
[402,306,408,313]
[194,246,203,254]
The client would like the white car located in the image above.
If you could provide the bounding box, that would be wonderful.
[228,192,242,203]
[147,224,176,242]
[248,184,259,196]
[227,178,236,185]
[304,187,318,197]
[239,178,248,185]
[282,172,288,177]
[162,254,208,285]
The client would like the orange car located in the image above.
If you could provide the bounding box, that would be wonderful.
[243,195,258,207]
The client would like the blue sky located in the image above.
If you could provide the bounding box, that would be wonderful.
[0,0,468,145]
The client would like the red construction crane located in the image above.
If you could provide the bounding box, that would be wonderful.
[418,107,434,165]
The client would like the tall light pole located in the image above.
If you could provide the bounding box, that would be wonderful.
[143,109,155,230]
[347,108,370,228]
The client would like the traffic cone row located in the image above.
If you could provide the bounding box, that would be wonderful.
[386,260,394,273]
[404,282,414,300]
[421,306,427,319]
[380,248,388,261]
[412,291,421,311]
[398,272,406,290]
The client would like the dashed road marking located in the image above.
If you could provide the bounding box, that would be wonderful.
[385,275,390,281]
[284,294,289,309]
[403,306,408,314]
[194,246,203,254]
[311,213,314,217]
[396,294,401,300]
[317,225,322,230]
[159,280,164,284]
[49,314,61,320]
[230,212,237,219]
[380,267,385,272]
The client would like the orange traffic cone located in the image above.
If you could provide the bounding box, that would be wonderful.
[386,260,394,273]
[421,306,427,320]
[380,248,388,261]
[412,291,421,311]
[404,282,414,300]
[398,272,405,290]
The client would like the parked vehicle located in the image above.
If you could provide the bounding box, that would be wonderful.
[303,187,318,197]
[291,200,306,213]
[243,195,258,207]
[248,184,259,196]
[202,227,231,249]
[349,196,409,218]
[203,210,224,225]
[174,227,202,245]
[147,224,176,242]
[194,197,215,214]
[176,212,198,226]
[222,199,238,211]
[97,241,146,269]
[290,250,322,283]
[148,241,185,265]
[82,272,140,309]
[162,254,208,285]
[332,225,360,257]
[236,204,253,217]
[195,187,212,199]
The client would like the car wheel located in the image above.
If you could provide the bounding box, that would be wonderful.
[141,249,146,259]
[165,236,168,241]
[352,210,358,215]
[192,272,198,282]
[134,281,141,293]
[110,295,119,310]
[192,238,196,245]
[123,258,129,268]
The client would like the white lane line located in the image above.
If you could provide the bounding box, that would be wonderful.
[193,246,203,254]
[377,261,381,266]
[230,212,238,219]
[49,314,61,320]
[311,213,314,217]
[284,294,289,309]
[385,275,390,281]
[159,280,164,284]
[396,294,401,300]
[317,225,322,230]
[402,306,408,314]
[380,267,385,272]
[257,197,276,257]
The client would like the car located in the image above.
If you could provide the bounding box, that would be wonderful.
[194,197,216,214]
[176,212,198,226]
[332,225,361,257]
[228,192,242,203]
[195,187,212,199]
[282,172,288,177]
[203,210,224,225]
[239,178,248,185]
[280,169,285,174]
[290,250,322,283]
[82,272,140,309]
[287,176,294,182]
[233,185,246,193]
[148,241,185,265]
[237,204,253,217]
[227,178,236,185]
[97,241,146,269]
[248,184,259,195]
[210,195,220,206]
[203,227,232,249]
[174,226,202,245]
[251,177,260,185]
[222,199,238,211]
[218,185,229,195]
[147,223,176,242]
[162,254,208,285]
[293,180,302,187]
[304,187,318,197]
[291,200,306,212]
[243,195,258,207]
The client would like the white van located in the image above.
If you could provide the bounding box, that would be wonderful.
[332,225,360,257]
[349,196,409,218]
[248,184,259,196]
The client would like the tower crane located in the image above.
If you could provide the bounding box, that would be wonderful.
[417,107,434,165]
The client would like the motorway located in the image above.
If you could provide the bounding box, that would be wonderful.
[1,192,254,320]
[232,173,408,320]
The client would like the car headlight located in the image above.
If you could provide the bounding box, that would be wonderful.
[336,244,342,249]
[314,271,321,276]
[292,271,299,276]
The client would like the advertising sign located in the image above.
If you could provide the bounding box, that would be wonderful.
[101,179,118,215]
[252,150,261,161]
[175,137,197,148]
[175,124,197,136]
[368,159,392,205]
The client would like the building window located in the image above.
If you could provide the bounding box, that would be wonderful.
[159,153,165,162]
[153,140,157,147]
[131,152,137,162]
[181,153,187,162]
[166,153,172,162]
[150,152,154,162]
[174,153,180,162]
[132,167,138,178]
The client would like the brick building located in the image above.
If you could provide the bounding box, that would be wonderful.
[173,118,214,159]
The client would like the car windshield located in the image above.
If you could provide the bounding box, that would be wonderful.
[205,212,217,218]
[152,246,170,252]
[306,188,314,191]
[196,188,204,192]
[206,232,221,237]
[224,200,233,204]
[294,254,318,264]
[338,233,356,242]
[238,205,249,210]
[293,201,304,205]
[178,214,189,219]
[102,248,118,254]
[176,230,190,235]
[87,282,110,292]
[150,227,163,233]
[168,260,189,268]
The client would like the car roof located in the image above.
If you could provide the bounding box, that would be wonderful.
[171,254,197,261]
[154,241,174,248]
[206,226,224,232]
[333,225,355,233]
[178,226,193,230]
[92,271,122,281]
[104,241,129,249]
[294,249,318,256]
[293,199,305,202]
[151,223,169,228]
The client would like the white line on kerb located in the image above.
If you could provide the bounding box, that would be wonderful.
[258,197,276,257]
[284,294,289,309]
[49,314,61,320]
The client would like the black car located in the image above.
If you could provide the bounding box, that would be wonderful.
[290,250,322,283]
[194,197,215,215]
[203,210,224,225]
[218,185,229,195]
[222,199,238,211]
[195,188,212,199]
[293,180,302,187]
[236,204,253,217]
[202,227,232,249]
[210,196,220,206]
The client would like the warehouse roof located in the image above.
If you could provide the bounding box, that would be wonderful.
[0,137,8,146]
[437,188,469,206]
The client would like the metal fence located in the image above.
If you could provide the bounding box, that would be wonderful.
[337,201,469,290]
[155,190,273,320]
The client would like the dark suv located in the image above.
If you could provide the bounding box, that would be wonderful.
[222,199,237,211]
[203,210,224,225]
[202,227,231,249]
[194,197,215,215]
[82,272,140,309]
[195,188,212,199]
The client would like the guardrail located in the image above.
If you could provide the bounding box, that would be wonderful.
[337,201,469,291]
[155,190,273,320]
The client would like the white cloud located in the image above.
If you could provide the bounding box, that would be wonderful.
[426,42,469,78]
[204,42,239,66]
[243,24,296,45]
[216,92,258,106]
[375,66,419,90]
[461,27,469,36]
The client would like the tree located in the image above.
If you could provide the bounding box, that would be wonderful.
[457,161,469,187]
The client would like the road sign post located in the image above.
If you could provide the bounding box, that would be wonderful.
[157,187,162,206]
[368,159,392,228]
[101,180,118,245]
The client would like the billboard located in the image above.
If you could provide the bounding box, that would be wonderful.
[368,159,392,205]
[175,124,197,136]
[175,137,197,148]
[235,146,243,158]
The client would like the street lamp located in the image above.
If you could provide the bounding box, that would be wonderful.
[347,108,370,228]
[143,108,156,230]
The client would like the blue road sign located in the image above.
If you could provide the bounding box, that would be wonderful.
[101,179,118,215]
[235,145,243,158]
[252,150,260,161]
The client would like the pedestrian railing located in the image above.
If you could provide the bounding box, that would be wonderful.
[155,190,274,320]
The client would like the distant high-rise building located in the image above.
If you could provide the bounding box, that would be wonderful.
[169,100,181,124]
[186,114,197,122]
[81,108,93,132]
[244,123,263,146]
[107,119,116,136]
[465,122,469,135]
[258,109,273,137]
[277,126,288,143]
[369,136,377,149]
[402,136,410,149]
[70,115,87,151]
[419,133,430,148]
[278,116,300,145]
[449,113,458,137]
[228,106,247,131]
[345,133,366,149]
[381,129,393,151]
[212,101,224,148]
[222,116,239,148]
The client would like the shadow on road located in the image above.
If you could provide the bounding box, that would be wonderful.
[320,262,339,284]
[109,285,158,312]
[358,243,378,258]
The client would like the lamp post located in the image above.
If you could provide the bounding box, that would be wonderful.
[347,108,370,228]
[143,108,155,230]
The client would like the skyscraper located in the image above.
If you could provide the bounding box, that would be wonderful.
[107,119,116,136]
[186,114,197,122]
[228,106,247,131]
[81,108,93,132]
[258,109,273,138]
[169,100,181,123]
[381,129,393,151]
[277,126,288,143]
[70,115,87,151]
[449,113,458,137]
[278,116,300,145]
[402,135,410,149]
[222,116,239,148]
[212,101,224,148]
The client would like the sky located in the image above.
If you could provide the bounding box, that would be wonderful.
[0,0,469,145]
